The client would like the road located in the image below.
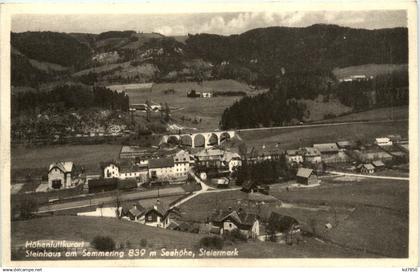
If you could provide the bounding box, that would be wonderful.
[171,170,212,207]
[38,186,186,213]
[326,171,409,181]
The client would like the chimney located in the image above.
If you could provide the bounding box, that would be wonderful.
[228,206,232,212]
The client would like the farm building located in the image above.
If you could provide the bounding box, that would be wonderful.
[201,92,213,98]
[210,208,260,238]
[223,151,242,172]
[296,168,318,186]
[336,140,356,150]
[285,149,304,164]
[372,160,385,169]
[88,178,118,193]
[48,161,81,190]
[194,148,225,168]
[313,143,351,164]
[375,137,393,146]
[148,157,175,181]
[101,160,148,181]
[120,146,157,160]
[126,200,180,228]
[360,164,375,174]
[302,147,322,164]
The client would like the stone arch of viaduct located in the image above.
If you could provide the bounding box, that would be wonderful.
[161,130,235,148]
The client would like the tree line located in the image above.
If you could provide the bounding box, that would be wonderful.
[12,85,129,115]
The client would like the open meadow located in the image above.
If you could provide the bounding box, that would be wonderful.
[11,144,122,178]
[179,176,408,258]
[12,214,376,259]
[125,79,267,131]
[237,119,408,151]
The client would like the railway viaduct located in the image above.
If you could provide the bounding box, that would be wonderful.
[160,130,235,148]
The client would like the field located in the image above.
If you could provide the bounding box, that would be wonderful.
[332,64,408,80]
[316,106,408,123]
[125,79,267,130]
[180,177,408,257]
[11,215,376,259]
[237,119,408,152]
[11,144,122,176]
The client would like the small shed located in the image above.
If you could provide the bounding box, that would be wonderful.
[296,168,318,185]
[372,160,385,169]
[360,164,375,174]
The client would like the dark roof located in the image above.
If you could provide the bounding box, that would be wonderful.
[296,168,313,178]
[148,157,174,169]
[88,178,118,188]
[242,180,257,190]
[211,209,258,227]
[362,164,375,170]
[313,143,339,153]
[128,205,145,217]
[372,160,385,167]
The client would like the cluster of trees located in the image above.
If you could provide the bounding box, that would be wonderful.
[11,31,91,68]
[186,25,408,86]
[233,157,294,186]
[220,87,307,129]
[12,85,129,116]
[336,71,409,110]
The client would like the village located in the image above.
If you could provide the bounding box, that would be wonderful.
[11,131,409,246]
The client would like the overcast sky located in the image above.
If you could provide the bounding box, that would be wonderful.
[12,10,407,35]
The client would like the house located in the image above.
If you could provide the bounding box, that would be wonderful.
[372,160,385,169]
[375,137,393,146]
[259,212,301,242]
[126,200,180,228]
[173,150,192,180]
[360,164,375,174]
[285,149,304,164]
[223,151,242,172]
[210,208,260,239]
[194,148,225,168]
[101,160,148,181]
[48,161,79,190]
[201,92,213,98]
[314,143,351,164]
[296,168,318,186]
[148,157,175,181]
[302,147,322,164]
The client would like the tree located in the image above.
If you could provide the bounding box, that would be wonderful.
[164,102,171,122]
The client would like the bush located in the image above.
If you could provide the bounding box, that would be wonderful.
[199,236,224,249]
[223,229,248,242]
[140,238,148,247]
[91,235,116,251]
[18,196,38,219]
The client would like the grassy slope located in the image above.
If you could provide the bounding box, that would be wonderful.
[317,106,408,123]
[271,178,409,257]
[179,178,408,257]
[11,144,121,172]
[12,215,375,258]
[238,119,408,151]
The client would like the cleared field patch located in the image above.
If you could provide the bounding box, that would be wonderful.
[332,64,408,81]
[316,106,408,123]
[11,144,121,173]
[238,120,408,151]
[126,80,266,130]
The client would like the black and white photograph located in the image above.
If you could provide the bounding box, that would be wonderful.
[0,1,418,267]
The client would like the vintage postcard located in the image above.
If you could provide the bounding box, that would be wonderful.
[0,1,418,268]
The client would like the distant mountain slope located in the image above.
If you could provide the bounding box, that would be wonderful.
[11,31,92,68]
[186,24,408,75]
